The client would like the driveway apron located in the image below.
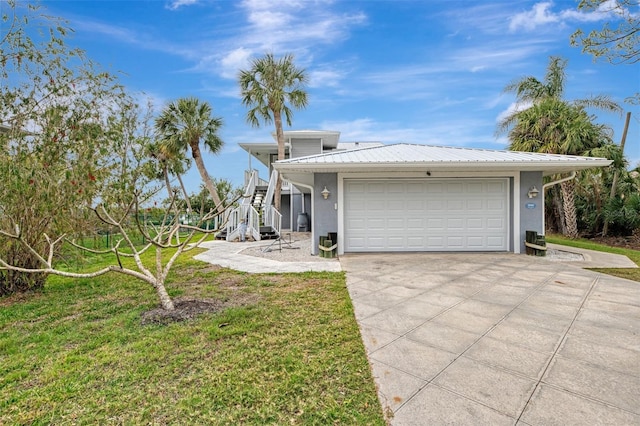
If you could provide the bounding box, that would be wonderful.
[340,253,640,425]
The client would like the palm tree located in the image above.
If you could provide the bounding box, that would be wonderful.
[155,97,225,214]
[147,141,192,212]
[238,53,308,211]
[498,56,621,238]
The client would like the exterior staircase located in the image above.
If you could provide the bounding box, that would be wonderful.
[219,170,281,242]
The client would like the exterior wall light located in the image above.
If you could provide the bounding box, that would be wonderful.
[528,186,540,199]
[321,186,330,200]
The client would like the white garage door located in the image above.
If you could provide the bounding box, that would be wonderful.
[344,179,509,252]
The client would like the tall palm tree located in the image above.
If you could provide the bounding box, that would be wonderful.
[147,141,192,212]
[155,97,225,214]
[506,98,616,237]
[238,53,308,211]
[498,56,622,238]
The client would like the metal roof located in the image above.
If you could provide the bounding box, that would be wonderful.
[273,143,612,175]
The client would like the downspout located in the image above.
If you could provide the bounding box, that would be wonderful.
[542,171,576,233]
[283,179,316,256]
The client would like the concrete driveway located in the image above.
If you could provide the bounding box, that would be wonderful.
[340,253,640,425]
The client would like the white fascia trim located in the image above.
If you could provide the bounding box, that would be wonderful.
[337,175,344,255]
[339,170,518,179]
[275,159,612,172]
[513,173,521,254]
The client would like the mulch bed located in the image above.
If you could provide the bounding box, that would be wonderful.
[588,231,640,251]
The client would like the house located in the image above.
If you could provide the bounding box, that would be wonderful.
[233,130,611,255]
[232,130,382,241]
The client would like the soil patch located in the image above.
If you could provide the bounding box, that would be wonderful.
[589,233,640,251]
[140,294,258,326]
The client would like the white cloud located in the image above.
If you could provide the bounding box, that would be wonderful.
[236,0,367,59]
[220,47,254,79]
[509,0,626,32]
[495,101,533,124]
[309,68,346,88]
[509,2,559,32]
[166,0,199,11]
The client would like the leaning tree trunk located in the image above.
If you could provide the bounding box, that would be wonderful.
[560,180,579,238]
[551,185,567,235]
[273,111,285,212]
[190,142,224,214]
[603,111,631,237]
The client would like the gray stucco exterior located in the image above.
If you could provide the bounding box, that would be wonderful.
[519,171,544,253]
[305,172,545,255]
[312,173,338,255]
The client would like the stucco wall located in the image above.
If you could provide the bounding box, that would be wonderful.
[289,190,311,232]
[519,171,544,253]
[312,173,338,255]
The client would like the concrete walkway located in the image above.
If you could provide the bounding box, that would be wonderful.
[546,243,638,269]
[194,239,342,273]
[341,253,640,425]
[193,241,639,424]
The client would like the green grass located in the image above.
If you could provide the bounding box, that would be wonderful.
[0,251,384,424]
[546,234,640,282]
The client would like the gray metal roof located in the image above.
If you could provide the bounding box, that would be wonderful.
[273,143,612,175]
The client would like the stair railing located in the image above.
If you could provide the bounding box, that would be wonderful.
[226,203,261,242]
[242,170,258,207]
[226,170,261,241]
[263,169,278,211]
[264,205,282,238]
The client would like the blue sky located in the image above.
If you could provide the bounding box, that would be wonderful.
[39,0,639,193]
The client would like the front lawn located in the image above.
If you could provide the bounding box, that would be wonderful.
[546,234,640,282]
[0,252,384,424]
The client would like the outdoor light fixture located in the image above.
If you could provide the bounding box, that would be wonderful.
[528,186,540,199]
[321,186,331,200]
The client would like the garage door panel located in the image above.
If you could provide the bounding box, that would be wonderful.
[388,237,405,249]
[487,199,505,210]
[467,236,484,248]
[446,236,464,248]
[487,236,506,248]
[426,182,444,193]
[348,217,366,230]
[407,218,424,229]
[388,200,405,211]
[367,199,386,210]
[467,218,484,230]
[487,217,505,230]
[344,179,509,252]
[367,218,385,230]
[467,199,483,211]
[407,182,424,193]
[407,236,425,248]
[447,199,465,211]
[487,181,506,193]
[447,218,464,229]
[427,218,444,229]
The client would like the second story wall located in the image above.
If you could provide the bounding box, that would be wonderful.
[291,138,322,158]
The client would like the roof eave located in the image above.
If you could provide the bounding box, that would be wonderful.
[274,160,613,175]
